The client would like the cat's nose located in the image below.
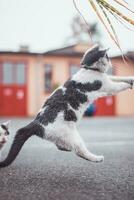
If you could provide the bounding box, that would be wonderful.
[1,139,6,144]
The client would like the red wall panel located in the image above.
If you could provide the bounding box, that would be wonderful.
[95,96,115,116]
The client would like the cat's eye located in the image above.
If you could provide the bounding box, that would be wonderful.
[105,54,109,60]
[1,124,7,130]
[5,131,9,135]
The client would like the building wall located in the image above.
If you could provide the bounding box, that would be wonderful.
[27,55,44,116]
[112,58,134,116]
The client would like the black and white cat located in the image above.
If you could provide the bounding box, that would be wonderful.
[0,45,134,168]
[0,121,10,160]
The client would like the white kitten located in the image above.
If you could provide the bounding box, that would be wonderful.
[0,121,10,160]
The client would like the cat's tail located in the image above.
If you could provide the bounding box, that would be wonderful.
[0,121,44,168]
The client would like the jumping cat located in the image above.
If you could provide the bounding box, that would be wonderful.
[0,121,10,160]
[0,45,134,168]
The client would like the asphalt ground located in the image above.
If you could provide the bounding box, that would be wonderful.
[0,117,134,200]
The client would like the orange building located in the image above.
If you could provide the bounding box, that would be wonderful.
[0,44,134,117]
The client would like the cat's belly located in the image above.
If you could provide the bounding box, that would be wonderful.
[44,112,75,142]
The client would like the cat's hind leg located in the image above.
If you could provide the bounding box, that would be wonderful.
[51,125,103,162]
[71,129,104,162]
[55,134,72,152]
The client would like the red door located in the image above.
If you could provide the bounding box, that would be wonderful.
[0,62,27,116]
[95,96,115,116]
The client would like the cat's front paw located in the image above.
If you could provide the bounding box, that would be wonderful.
[92,155,104,163]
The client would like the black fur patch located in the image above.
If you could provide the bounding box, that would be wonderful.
[36,79,102,125]
[81,46,107,67]
[64,80,102,93]
[64,109,77,122]
[1,125,9,135]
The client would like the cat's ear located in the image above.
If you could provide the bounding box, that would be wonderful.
[81,44,99,66]
[81,45,109,66]
[100,48,109,57]
[2,120,11,129]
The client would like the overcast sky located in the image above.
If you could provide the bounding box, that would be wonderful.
[0,0,134,55]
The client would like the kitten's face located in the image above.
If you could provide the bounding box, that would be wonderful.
[81,45,112,73]
[0,121,10,148]
[93,55,112,73]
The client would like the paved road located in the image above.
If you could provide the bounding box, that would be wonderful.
[0,117,134,200]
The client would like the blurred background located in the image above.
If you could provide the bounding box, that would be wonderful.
[0,0,134,117]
